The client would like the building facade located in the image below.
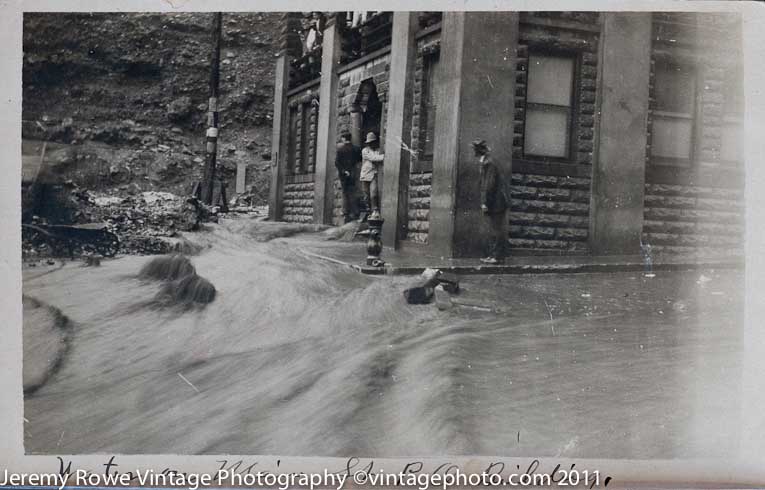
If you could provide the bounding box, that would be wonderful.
[268,12,745,258]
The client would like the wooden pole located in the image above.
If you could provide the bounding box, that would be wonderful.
[202,12,223,205]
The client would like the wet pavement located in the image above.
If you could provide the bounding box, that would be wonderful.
[22,219,744,459]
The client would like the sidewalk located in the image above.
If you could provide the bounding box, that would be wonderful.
[296,238,744,276]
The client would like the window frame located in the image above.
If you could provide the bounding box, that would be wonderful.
[420,51,439,163]
[287,104,299,175]
[649,57,699,168]
[299,101,311,173]
[719,62,744,165]
[521,49,579,163]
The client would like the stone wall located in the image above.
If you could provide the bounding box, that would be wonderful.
[508,13,600,253]
[508,174,591,252]
[643,13,744,255]
[282,179,315,223]
[406,172,432,243]
[642,183,744,254]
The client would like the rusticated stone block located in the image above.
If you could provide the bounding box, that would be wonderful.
[536,213,570,227]
[509,212,536,225]
[510,185,538,200]
[552,201,590,215]
[569,215,589,228]
[508,238,537,248]
[523,174,559,187]
[556,227,588,240]
[522,226,556,239]
[537,188,571,201]
[559,176,591,190]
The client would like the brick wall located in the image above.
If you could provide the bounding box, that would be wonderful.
[643,13,744,255]
[509,13,600,253]
[332,52,391,225]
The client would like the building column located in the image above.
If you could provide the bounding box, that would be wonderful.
[313,18,342,224]
[268,54,290,221]
[381,12,418,248]
[428,12,518,257]
[590,13,652,254]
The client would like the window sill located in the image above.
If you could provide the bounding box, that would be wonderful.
[513,159,591,178]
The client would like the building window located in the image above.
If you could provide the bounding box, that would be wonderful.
[421,53,440,163]
[523,53,575,159]
[720,67,743,164]
[287,105,298,174]
[651,61,696,165]
[299,102,311,172]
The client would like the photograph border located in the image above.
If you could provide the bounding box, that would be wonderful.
[3,0,765,487]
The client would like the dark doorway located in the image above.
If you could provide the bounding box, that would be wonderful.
[353,79,382,144]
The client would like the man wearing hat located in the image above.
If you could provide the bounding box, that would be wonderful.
[335,131,362,223]
[472,139,508,264]
[360,131,385,216]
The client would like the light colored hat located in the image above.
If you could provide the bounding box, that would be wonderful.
[365,132,378,144]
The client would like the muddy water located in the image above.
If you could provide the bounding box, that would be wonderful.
[23,219,743,458]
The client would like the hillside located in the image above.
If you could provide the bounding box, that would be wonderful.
[22,12,280,202]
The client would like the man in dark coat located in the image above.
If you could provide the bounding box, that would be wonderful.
[335,132,362,223]
[473,139,508,264]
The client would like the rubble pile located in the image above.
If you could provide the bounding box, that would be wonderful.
[87,191,215,255]
[22,184,220,259]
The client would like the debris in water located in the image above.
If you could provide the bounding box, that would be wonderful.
[434,284,452,311]
[137,254,216,309]
[156,274,216,308]
[404,286,433,305]
[138,254,196,281]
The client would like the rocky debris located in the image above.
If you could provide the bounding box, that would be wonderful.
[138,254,216,309]
[437,272,460,294]
[404,268,461,306]
[83,254,102,266]
[434,284,452,311]
[23,12,279,200]
[167,96,193,122]
[22,183,221,259]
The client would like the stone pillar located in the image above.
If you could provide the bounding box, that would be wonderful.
[381,12,418,248]
[313,19,342,224]
[236,161,247,194]
[268,55,290,221]
[590,13,652,254]
[428,12,518,257]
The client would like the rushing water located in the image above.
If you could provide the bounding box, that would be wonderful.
[23,219,744,458]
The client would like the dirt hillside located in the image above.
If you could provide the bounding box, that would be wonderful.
[23,12,280,202]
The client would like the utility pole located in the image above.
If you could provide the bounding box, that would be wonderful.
[201,12,223,205]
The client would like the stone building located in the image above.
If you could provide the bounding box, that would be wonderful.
[268,12,745,258]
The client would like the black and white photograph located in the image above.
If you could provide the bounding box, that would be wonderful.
[8,3,765,479]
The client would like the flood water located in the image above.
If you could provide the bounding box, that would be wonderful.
[23,219,744,458]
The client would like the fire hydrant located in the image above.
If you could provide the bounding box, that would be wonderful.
[366,211,385,267]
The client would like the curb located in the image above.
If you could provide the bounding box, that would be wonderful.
[299,249,744,276]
